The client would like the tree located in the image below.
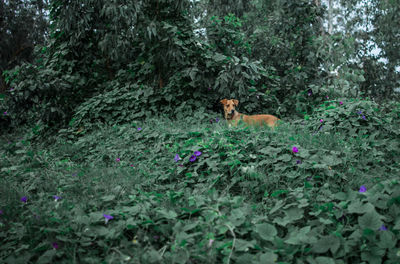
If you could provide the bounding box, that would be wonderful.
[373,0,400,98]
[0,0,49,92]
[335,0,400,99]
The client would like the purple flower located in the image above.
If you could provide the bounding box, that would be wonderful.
[137,127,142,131]
[130,164,134,167]
[116,158,120,162]
[357,110,363,115]
[53,195,61,201]
[103,214,114,224]
[306,176,312,181]
[72,172,77,177]
[21,196,27,203]
[339,101,343,105]
[3,112,7,115]
[174,154,181,162]
[362,115,366,120]
[215,118,220,123]
[194,151,202,157]
[319,125,323,131]
[178,164,184,167]
[0,210,3,215]
[379,225,387,231]
[52,242,59,249]
[359,185,367,193]
[320,119,324,123]
[296,160,302,164]
[326,96,329,99]
[208,239,214,248]
[292,146,299,153]
[308,90,312,96]
[189,155,197,162]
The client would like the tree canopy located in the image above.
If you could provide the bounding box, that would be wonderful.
[1,0,399,129]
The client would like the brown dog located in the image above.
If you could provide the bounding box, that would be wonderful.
[220,99,279,128]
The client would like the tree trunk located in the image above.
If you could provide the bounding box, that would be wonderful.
[328,0,333,34]
[314,0,324,35]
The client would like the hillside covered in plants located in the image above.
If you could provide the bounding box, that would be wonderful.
[1,0,399,263]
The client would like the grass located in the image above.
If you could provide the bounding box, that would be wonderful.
[1,106,400,263]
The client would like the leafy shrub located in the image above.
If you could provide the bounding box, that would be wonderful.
[0,93,11,129]
[1,113,400,263]
[304,98,391,136]
[3,44,101,128]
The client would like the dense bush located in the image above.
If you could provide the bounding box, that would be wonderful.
[305,98,399,135]
[1,111,399,263]
[1,1,399,263]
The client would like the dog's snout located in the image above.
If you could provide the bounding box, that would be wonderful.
[230,110,235,114]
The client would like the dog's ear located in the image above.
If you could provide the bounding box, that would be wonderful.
[233,99,239,106]
[220,99,227,105]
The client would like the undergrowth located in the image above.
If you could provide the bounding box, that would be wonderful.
[1,99,400,264]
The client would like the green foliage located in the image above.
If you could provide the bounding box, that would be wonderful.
[242,0,324,115]
[0,93,11,129]
[1,110,400,263]
[306,98,400,137]
[2,0,273,129]
[334,0,400,99]
[1,1,399,260]
[302,98,400,177]
[2,0,400,132]
[0,0,48,92]
[71,84,155,129]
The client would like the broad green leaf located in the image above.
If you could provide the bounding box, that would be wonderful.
[322,155,342,166]
[270,200,284,214]
[348,200,374,214]
[258,147,282,156]
[214,53,227,62]
[101,194,115,202]
[144,249,162,263]
[394,219,400,230]
[283,207,304,222]
[157,208,177,220]
[285,226,312,245]
[255,223,277,241]
[318,217,333,225]
[315,256,336,264]
[259,252,278,264]
[298,149,310,158]
[358,210,383,230]
[361,247,386,264]
[234,239,256,252]
[36,249,56,264]
[278,154,291,162]
[230,208,246,227]
[312,235,339,254]
[182,222,198,232]
[377,231,396,249]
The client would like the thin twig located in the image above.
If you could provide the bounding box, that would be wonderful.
[225,223,236,264]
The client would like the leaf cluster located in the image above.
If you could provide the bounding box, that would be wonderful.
[1,107,400,263]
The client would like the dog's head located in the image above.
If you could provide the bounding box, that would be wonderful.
[220,99,239,120]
